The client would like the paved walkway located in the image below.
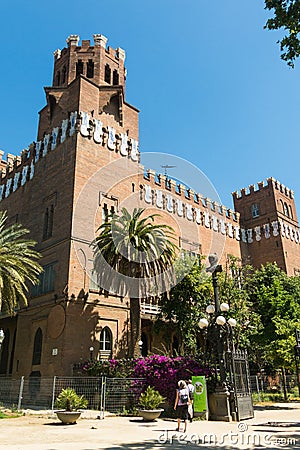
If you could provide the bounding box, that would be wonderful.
[0,403,299,449]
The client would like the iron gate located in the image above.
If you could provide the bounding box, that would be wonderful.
[230,350,254,421]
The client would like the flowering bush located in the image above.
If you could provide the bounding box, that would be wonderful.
[133,355,211,404]
[80,354,212,404]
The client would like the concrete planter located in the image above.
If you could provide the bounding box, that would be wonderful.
[138,408,164,421]
[55,410,82,424]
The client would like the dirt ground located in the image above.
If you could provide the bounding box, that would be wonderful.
[0,403,300,450]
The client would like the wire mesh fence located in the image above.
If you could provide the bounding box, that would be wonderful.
[104,378,146,414]
[0,377,21,407]
[0,376,146,414]
[1,374,298,412]
[250,374,299,398]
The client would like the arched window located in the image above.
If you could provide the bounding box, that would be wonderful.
[56,71,60,86]
[280,199,284,213]
[283,202,290,217]
[251,203,259,218]
[62,66,67,84]
[76,60,84,77]
[32,328,43,365]
[113,70,119,85]
[86,59,94,78]
[100,327,112,351]
[105,64,111,84]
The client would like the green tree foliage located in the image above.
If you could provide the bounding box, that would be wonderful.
[93,207,177,357]
[157,254,212,356]
[157,253,299,375]
[217,256,261,351]
[265,0,300,67]
[0,211,42,315]
[246,262,300,372]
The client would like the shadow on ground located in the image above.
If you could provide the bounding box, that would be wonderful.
[254,405,296,411]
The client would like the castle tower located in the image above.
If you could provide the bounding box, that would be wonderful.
[38,34,138,144]
[233,178,300,275]
[0,35,141,377]
[52,34,126,89]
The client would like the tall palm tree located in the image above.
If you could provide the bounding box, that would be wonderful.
[0,211,42,315]
[92,207,177,357]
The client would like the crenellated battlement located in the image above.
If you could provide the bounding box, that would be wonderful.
[56,34,126,61]
[143,167,239,221]
[0,110,140,202]
[232,177,294,200]
[52,35,126,89]
[0,151,23,174]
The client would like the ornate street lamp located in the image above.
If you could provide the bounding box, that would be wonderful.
[200,301,237,384]
[198,254,238,421]
[295,329,300,397]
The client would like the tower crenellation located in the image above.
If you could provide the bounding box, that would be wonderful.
[233,175,300,275]
[232,178,294,201]
[52,34,126,89]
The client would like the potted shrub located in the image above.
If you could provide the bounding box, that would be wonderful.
[54,387,88,424]
[138,386,165,421]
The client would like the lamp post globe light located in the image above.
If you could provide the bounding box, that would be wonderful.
[0,329,5,370]
[199,254,238,421]
[89,346,94,361]
[0,329,4,350]
[138,340,143,356]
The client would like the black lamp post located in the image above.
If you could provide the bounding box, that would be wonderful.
[295,329,300,397]
[198,254,237,421]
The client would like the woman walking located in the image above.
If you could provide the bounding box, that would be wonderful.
[174,380,190,433]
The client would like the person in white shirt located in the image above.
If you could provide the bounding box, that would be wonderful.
[174,380,191,433]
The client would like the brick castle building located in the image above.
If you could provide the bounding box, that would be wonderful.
[0,35,299,378]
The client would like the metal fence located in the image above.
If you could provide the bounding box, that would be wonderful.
[0,376,146,415]
[250,374,298,399]
[1,374,298,413]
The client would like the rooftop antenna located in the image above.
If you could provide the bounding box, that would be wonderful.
[161,164,176,177]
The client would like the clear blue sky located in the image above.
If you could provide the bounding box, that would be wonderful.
[1,1,299,212]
